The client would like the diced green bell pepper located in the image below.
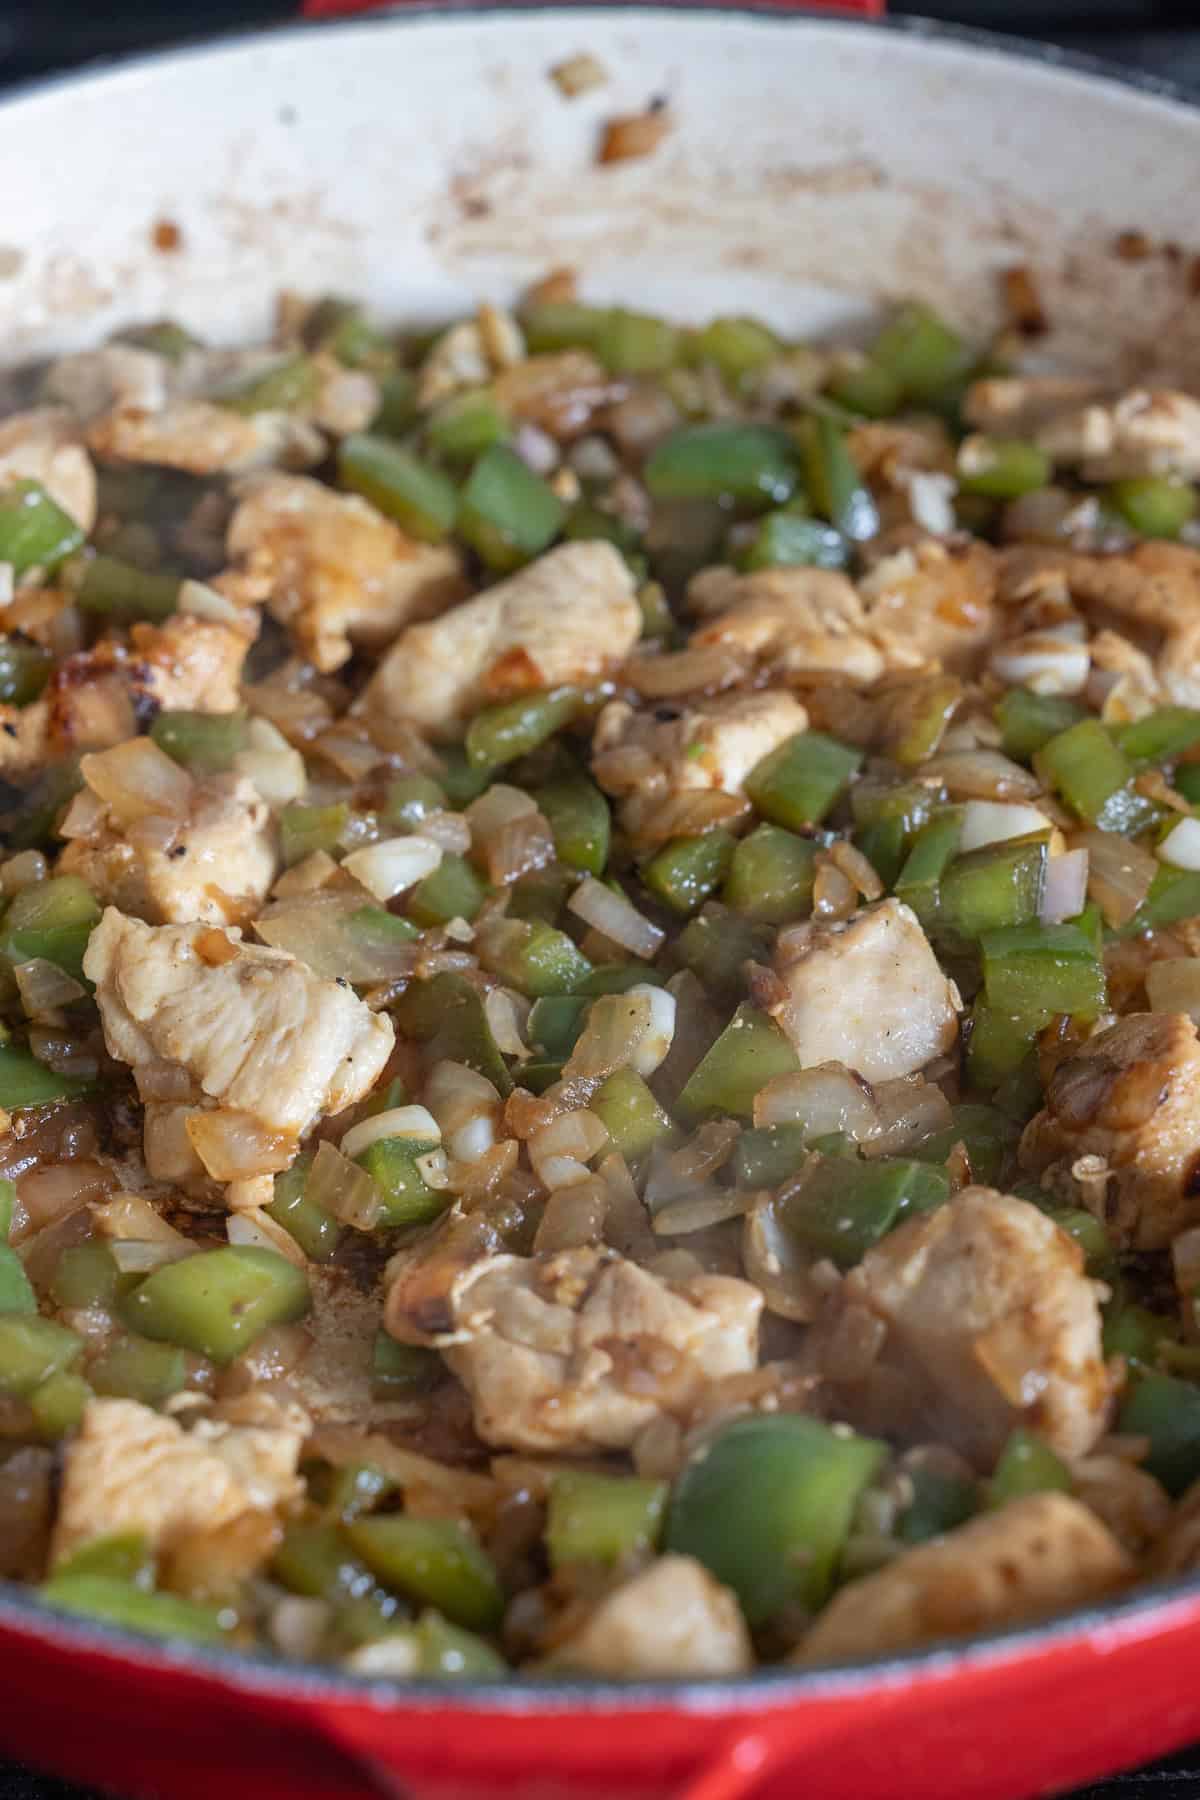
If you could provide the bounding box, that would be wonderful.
[745,730,862,830]
[76,555,180,619]
[591,1067,674,1161]
[0,481,85,574]
[279,801,349,868]
[958,437,1051,500]
[220,353,317,415]
[642,830,736,916]
[534,768,611,877]
[899,1467,977,1544]
[344,1515,504,1632]
[795,414,879,541]
[465,686,579,771]
[894,810,964,931]
[426,388,510,463]
[1108,476,1197,540]
[678,1004,799,1119]
[0,636,53,706]
[406,1610,507,1677]
[382,774,448,832]
[0,1044,86,1111]
[995,688,1087,762]
[482,919,592,998]
[54,1533,154,1588]
[393,971,512,1094]
[40,1575,226,1643]
[150,709,249,773]
[980,921,1106,1021]
[966,1001,1039,1095]
[870,304,973,405]
[1122,863,1200,934]
[666,1413,887,1623]
[372,369,419,437]
[266,1157,340,1262]
[595,308,681,376]
[546,1471,667,1569]
[1035,719,1157,834]
[783,1155,950,1268]
[735,1123,811,1190]
[1,873,101,983]
[0,1177,15,1241]
[30,1370,93,1439]
[644,423,798,508]
[373,1335,443,1397]
[988,1429,1071,1507]
[692,315,780,379]
[119,1246,310,1364]
[825,359,903,420]
[89,1335,188,1406]
[407,852,490,926]
[674,908,772,1004]
[1113,706,1200,767]
[50,1243,119,1313]
[0,1245,36,1315]
[355,1134,447,1229]
[528,995,589,1060]
[938,836,1048,942]
[457,445,565,572]
[1118,1372,1200,1497]
[739,509,848,573]
[338,434,458,542]
[0,1315,82,1396]
[722,823,817,924]
[520,302,611,354]
[915,1103,1016,1187]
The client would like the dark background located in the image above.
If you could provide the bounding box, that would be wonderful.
[2,1,1200,1796]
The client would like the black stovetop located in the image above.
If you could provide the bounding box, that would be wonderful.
[3,6,1200,1798]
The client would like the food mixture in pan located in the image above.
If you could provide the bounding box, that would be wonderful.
[3,287,1200,1677]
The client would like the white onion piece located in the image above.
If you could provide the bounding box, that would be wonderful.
[340,1106,441,1160]
[227,1208,307,1267]
[922,749,1041,801]
[109,1237,195,1273]
[484,987,529,1060]
[652,1187,749,1236]
[90,1191,190,1246]
[255,891,417,983]
[342,835,442,901]
[568,877,665,959]
[0,850,47,895]
[741,1194,826,1323]
[178,578,242,624]
[563,990,654,1083]
[1159,817,1200,871]
[17,1162,111,1235]
[1145,958,1200,1026]
[185,1109,295,1181]
[990,632,1090,697]
[627,983,676,1077]
[868,1077,953,1157]
[1078,828,1156,928]
[423,1062,501,1163]
[14,959,86,1023]
[1040,849,1090,925]
[959,800,1052,854]
[81,736,193,825]
[306,1139,382,1230]
[529,1110,609,1190]
[269,1596,331,1663]
[901,469,956,535]
[753,1064,879,1141]
[234,742,308,807]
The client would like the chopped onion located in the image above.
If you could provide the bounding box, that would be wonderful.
[923,749,1042,801]
[186,1108,296,1181]
[14,959,86,1024]
[90,1190,191,1246]
[652,1187,749,1236]
[1078,828,1156,928]
[269,1596,330,1662]
[1159,816,1200,872]
[534,1176,610,1253]
[568,878,665,959]
[753,1064,880,1141]
[109,1238,196,1273]
[0,850,47,894]
[528,1110,609,1190]
[306,1139,382,1231]
[178,577,243,624]
[741,1193,826,1323]
[272,850,339,898]
[234,734,308,808]
[17,1160,112,1235]
[417,810,472,856]
[564,990,654,1082]
[227,1208,307,1267]
[959,800,1052,854]
[868,1076,953,1157]
[484,987,530,1060]
[423,1063,501,1163]
[644,1120,739,1215]
[623,646,746,699]
[81,736,193,825]
[829,840,884,903]
[513,421,559,475]
[255,891,418,983]
[308,1422,497,1512]
[1145,958,1200,1026]
[902,469,956,535]
[340,1105,441,1160]
[812,859,857,922]
[1040,848,1089,925]
[627,983,676,1077]
[342,834,442,901]
[990,631,1090,697]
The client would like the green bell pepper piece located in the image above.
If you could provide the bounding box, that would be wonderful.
[392,971,513,1094]
[150,709,249,773]
[273,1522,393,1611]
[50,1243,119,1311]
[372,369,419,437]
[825,358,903,419]
[356,1134,447,1229]
[520,302,611,354]
[899,1468,978,1544]
[279,801,349,868]
[692,315,780,379]
[966,1001,1039,1095]
[870,304,973,405]
[0,636,53,706]
[266,1157,340,1262]
[988,1429,1071,1507]
[1122,863,1200,934]
[382,774,448,832]
[220,352,317,415]
[0,1315,82,1395]
[1035,719,1157,834]
[534,769,611,877]
[1,873,101,984]
[425,388,510,463]
[117,319,202,360]
[591,1068,675,1161]
[595,308,681,375]
[119,1246,310,1365]
[666,1413,888,1623]
[783,1155,950,1268]
[735,1123,811,1190]
[745,730,863,829]
[915,1103,1016,1187]
[546,1471,668,1569]
[40,1575,226,1643]
[0,1044,87,1111]
[722,823,817,924]
[1118,1372,1200,1497]
[1108,476,1197,540]
[739,509,848,573]
[0,1176,14,1241]
[30,1369,92,1439]
[465,686,579,771]
[1113,706,1200,767]
[482,919,592,998]
[527,995,589,1060]
[938,836,1048,942]
[995,688,1087,761]
[76,555,179,619]
[407,852,490,926]
[958,437,1051,499]
[894,810,964,931]
[678,1004,799,1120]
[406,1610,508,1677]
[644,423,798,508]
[457,445,565,572]
[373,1334,443,1397]
[0,481,85,574]
[980,921,1106,1021]
[674,907,772,1004]
[1104,1304,1177,1369]
[0,1245,36,1314]
[89,1335,189,1406]
[344,1516,504,1631]
[338,434,458,542]
[643,830,736,916]
[795,414,879,541]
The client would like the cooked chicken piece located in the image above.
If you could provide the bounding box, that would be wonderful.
[1033,389,1200,482]
[84,908,393,1140]
[492,350,620,440]
[963,376,1106,438]
[796,1492,1130,1664]
[60,770,276,927]
[222,473,465,672]
[549,1556,752,1677]
[811,1187,1112,1465]
[88,399,323,477]
[1002,541,1200,710]
[386,1243,761,1454]
[131,614,254,716]
[1020,1012,1200,1250]
[769,899,959,1083]
[0,407,95,530]
[687,566,884,683]
[416,308,525,411]
[858,537,997,673]
[357,541,640,735]
[51,1396,307,1564]
[592,690,808,805]
[1086,629,1160,722]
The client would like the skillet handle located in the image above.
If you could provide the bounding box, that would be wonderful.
[302,1,886,18]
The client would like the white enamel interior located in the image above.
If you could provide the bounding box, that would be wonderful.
[4,12,1200,373]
